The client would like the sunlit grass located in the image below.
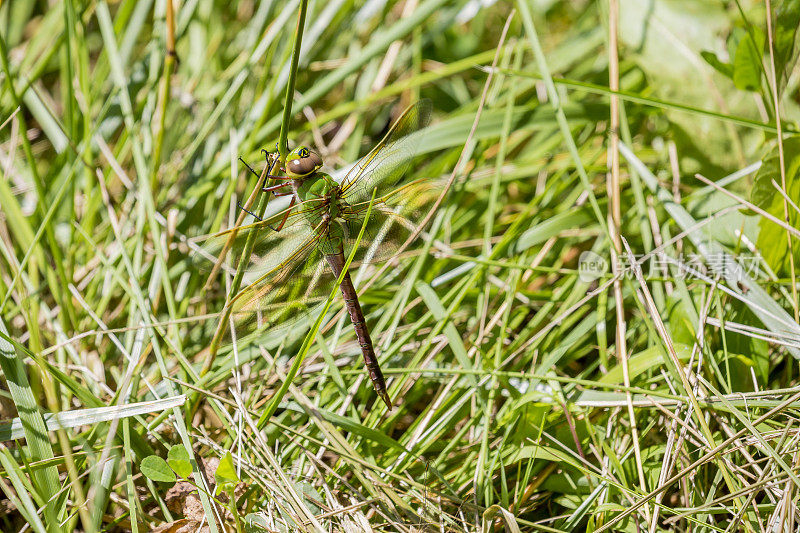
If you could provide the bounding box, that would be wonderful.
[1,1,799,532]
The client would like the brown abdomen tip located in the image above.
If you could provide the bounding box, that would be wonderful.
[379,391,392,410]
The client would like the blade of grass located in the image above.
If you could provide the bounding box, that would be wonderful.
[483,67,795,135]
[0,447,48,533]
[0,319,63,529]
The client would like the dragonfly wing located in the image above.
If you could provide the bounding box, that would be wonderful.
[190,197,327,278]
[229,235,353,344]
[335,176,439,266]
[339,100,432,204]
[230,228,323,326]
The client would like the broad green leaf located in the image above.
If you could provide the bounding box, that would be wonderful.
[292,482,322,515]
[726,305,771,385]
[508,445,563,463]
[507,445,583,471]
[774,0,800,95]
[415,281,476,385]
[721,352,763,392]
[619,0,727,80]
[167,445,193,479]
[595,503,627,513]
[214,452,239,490]
[727,28,741,63]
[497,400,550,439]
[244,513,271,532]
[667,298,698,346]
[752,136,800,276]
[0,321,63,529]
[514,208,593,253]
[733,32,763,92]
[140,456,176,483]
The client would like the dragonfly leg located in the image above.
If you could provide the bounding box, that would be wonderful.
[269,197,296,231]
[238,157,262,179]
[239,152,286,180]
[236,193,295,227]
[262,182,292,193]
[237,202,264,221]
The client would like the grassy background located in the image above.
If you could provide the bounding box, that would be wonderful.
[1,0,800,531]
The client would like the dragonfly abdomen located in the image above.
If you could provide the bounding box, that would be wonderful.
[325,252,392,409]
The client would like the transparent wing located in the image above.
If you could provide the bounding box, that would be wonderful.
[190,208,329,341]
[189,196,388,342]
[199,207,425,345]
[222,213,405,343]
[337,177,440,265]
[228,227,327,335]
[191,197,327,277]
[339,100,432,204]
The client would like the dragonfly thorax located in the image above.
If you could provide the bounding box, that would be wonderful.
[296,171,338,204]
[294,172,350,251]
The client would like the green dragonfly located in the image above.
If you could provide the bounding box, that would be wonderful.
[199,100,432,409]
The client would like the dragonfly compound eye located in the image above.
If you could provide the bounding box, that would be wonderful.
[287,147,322,176]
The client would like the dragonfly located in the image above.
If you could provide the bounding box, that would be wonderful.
[199,100,432,409]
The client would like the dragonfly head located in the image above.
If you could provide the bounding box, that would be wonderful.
[285,146,322,178]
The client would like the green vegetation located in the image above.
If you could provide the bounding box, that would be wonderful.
[1,1,799,531]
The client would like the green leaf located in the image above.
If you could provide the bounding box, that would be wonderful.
[507,445,583,471]
[415,281,475,385]
[514,208,593,254]
[167,445,193,479]
[727,28,742,63]
[732,32,763,92]
[753,26,766,57]
[752,136,800,276]
[140,456,176,483]
[598,343,693,385]
[292,482,322,515]
[701,50,733,79]
[244,513,271,532]
[214,452,239,490]
[774,0,800,95]
[497,400,549,437]
[721,352,763,391]
[0,321,63,528]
